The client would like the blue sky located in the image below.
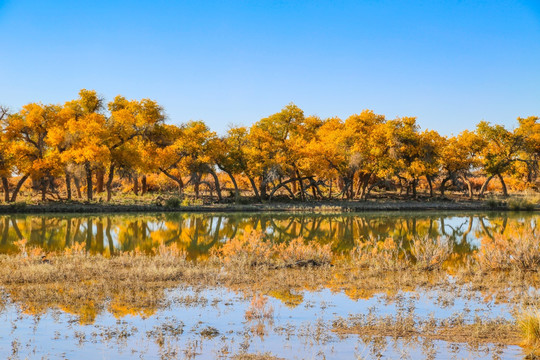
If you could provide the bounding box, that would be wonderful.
[0,0,539,135]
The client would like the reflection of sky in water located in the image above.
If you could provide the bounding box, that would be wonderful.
[0,286,525,359]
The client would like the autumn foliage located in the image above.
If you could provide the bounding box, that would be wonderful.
[0,90,538,203]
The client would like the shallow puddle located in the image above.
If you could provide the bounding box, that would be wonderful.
[0,285,528,359]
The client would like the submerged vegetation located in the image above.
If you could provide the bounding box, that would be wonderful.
[0,91,539,206]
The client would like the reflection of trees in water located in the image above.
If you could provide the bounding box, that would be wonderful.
[0,213,537,258]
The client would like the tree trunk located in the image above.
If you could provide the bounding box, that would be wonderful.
[358,173,372,200]
[10,174,29,202]
[248,176,260,201]
[479,174,495,198]
[426,175,433,197]
[259,176,268,201]
[159,168,184,194]
[208,169,222,201]
[439,176,451,196]
[497,173,508,197]
[224,170,239,203]
[96,168,104,193]
[328,178,333,200]
[412,178,417,198]
[73,176,82,199]
[291,179,297,196]
[106,164,115,202]
[1,177,9,202]
[133,173,139,196]
[295,169,306,201]
[41,178,46,201]
[459,175,473,199]
[194,174,200,199]
[65,172,72,200]
[85,162,93,201]
[269,177,311,200]
[308,177,324,199]
[141,175,147,195]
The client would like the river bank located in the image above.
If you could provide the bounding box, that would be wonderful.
[0,197,537,214]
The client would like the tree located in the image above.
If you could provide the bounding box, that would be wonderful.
[476,121,523,197]
[385,117,424,197]
[345,110,386,199]
[439,131,481,198]
[416,130,445,197]
[105,96,165,201]
[246,103,305,201]
[212,127,249,203]
[3,103,63,201]
[61,89,107,201]
[515,116,539,185]
[0,106,14,202]
[154,121,220,200]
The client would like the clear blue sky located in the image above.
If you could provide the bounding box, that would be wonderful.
[0,0,539,135]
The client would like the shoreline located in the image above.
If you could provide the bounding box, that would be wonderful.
[0,199,537,214]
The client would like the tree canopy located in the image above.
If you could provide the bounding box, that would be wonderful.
[0,90,538,203]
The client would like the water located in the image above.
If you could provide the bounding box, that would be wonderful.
[0,286,525,359]
[0,211,536,258]
[0,211,538,359]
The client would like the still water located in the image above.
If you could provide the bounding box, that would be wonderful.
[0,211,536,258]
[0,211,538,359]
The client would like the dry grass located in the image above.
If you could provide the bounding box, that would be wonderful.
[333,313,520,346]
[352,237,408,271]
[410,236,452,271]
[350,235,452,271]
[518,307,540,355]
[215,230,332,268]
[2,230,540,348]
[476,223,540,271]
[245,294,274,321]
[232,354,284,360]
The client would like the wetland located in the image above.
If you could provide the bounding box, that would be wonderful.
[0,211,538,359]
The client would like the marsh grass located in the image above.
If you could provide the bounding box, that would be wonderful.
[351,235,451,271]
[245,294,274,321]
[333,313,520,346]
[232,354,284,360]
[215,231,332,268]
[476,224,540,271]
[2,230,540,348]
[410,236,452,271]
[518,307,540,356]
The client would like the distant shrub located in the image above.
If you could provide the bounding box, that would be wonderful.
[486,197,504,209]
[508,197,537,211]
[10,201,27,210]
[180,198,204,206]
[165,197,181,208]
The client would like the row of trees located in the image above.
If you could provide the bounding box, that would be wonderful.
[0,90,538,203]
